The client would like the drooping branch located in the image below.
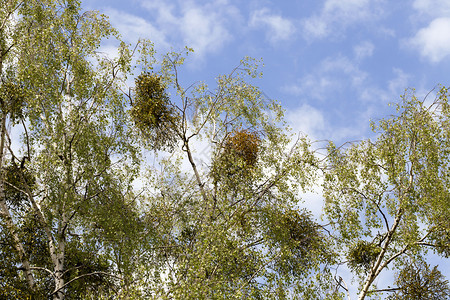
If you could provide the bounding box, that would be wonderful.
[50,271,122,297]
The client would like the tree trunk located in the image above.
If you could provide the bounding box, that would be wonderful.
[52,210,67,300]
[53,260,65,300]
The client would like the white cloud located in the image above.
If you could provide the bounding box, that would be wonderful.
[9,124,25,158]
[249,8,295,44]
[302,17,328,39]
[302,0,383,40]
[354,41,375,61]
[358,68,411,107]
[179,5,233,57]
[286,104,326,138]
[96,45,120,60]
[283,57,412,143]
[286,102,361,143]
[140,1,178,25]
[387,68,410,95]
[322,56,368,86]
[283,75,336,100]
[413,0,450,17]
[282,55,410,108]
[104,9,169,48]
[300,186,326,221]
[409,17,450,63]
[139,0,241,59]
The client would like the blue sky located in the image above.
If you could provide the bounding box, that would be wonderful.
[85,0,450,144]
[84,0,449,297]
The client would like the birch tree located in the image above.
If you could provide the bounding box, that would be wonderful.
[0,0,142,298]
[323,87,450,299]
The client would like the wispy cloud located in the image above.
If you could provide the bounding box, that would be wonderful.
[138,0,241,59]
[283,54,412,142]
[104,9,169,48]
[301,0,384,40]
[249,8,295,44]
[283,56,370,141]
[387,68,410,94]
[412,0,450,17]
[99,1,242,60]
[179,4,234,57]
[354,41,375,61]
[283,55,368,100]
[286,102,362,142]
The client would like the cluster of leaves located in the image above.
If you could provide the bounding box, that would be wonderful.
[225,129,260,167]
[0,81,28,123]
[429,222,450,258]
[0,219,117,299]
[263,208,332,278]
[131,72,180,151]
[61,241,116,299]
[388,260,450,300]
[212,129,261,184]
[346,240,381,273]
[3,162,35,210]
[0,254,38,299]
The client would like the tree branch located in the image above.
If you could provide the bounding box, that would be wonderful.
[368,287,400,293]
[29,266,55,278]
[50,271,122,296]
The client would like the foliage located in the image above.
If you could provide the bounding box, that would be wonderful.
[61,240,116,299]
[0,218,46,299]
[224,129,261,167]
[3,162,35,209]
[263,207,332,278]
[388,260,450,300]
[0,81,28,123]
[347,241,381,273]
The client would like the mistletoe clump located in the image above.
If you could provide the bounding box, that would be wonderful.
[264,208,330,277]
[0,81,27,123]
[347,240,381,272]
[224,129,260,167]
[131,72,180,151]
[212,129,261,184]
[3,162,35,210]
